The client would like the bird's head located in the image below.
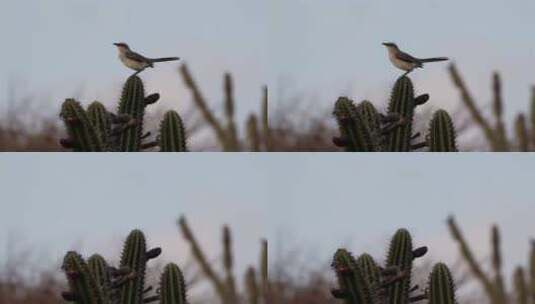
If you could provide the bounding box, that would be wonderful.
[113,42,130,50]
[382,42,398,50]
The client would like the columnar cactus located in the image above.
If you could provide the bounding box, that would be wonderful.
[62,251,106,304]
[331,249,374,304]
[158,110,187,152]
[61,229,185,304]
[386,229,414,304]
[160,263,188,304]
[333,97,378,152]
[87,101,112,148]
[332,75,452,152]
[60,76,188,152]
[427,110,458,152]
[385,77,417,152]
[117,76,146,151]
[428,263,456,304]
[331,229,449,304]
[60,99,105,152]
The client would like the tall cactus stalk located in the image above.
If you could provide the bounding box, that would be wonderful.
[117,76,146,151]
[428,109,458,152]
[386,229,414,304]
[428,263,456,304]
[60,99,105,152]
[158,110,187,152]
[386,77,416,152]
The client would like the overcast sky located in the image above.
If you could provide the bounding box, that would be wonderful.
[1,154,534,296]
[2,0,534,133]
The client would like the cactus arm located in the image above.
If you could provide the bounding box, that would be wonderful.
[119,230,149,304]
[447,216,498,303]
[177,216,227,301]
[246,114,261,152]
[223,73,240,150]
[179,64,229,151]
[222,225,238,303]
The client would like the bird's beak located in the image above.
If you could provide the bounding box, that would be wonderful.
[382,42,388,46]
[113,43,119,46]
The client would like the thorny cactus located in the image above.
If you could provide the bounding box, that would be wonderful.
[331,228,455,304]
[61,230,187,304]
[333,76,453,152]
[427,110,458,152]
[158,110,188,152]
[60,76,187,152]
[60,99,105,152]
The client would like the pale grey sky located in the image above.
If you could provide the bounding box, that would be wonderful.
[0,154,534,295]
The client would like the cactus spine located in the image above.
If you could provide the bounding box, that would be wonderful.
[62,251,106,304]
[60,99,105,152]
[159,110,187,152]
[428,110,458,152]
[428,263,456,304]
[333,97,378,152]
[160,263,187,304]
[386,77,416,151]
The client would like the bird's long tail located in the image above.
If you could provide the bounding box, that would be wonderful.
[419,57,449,63]
[150,57,180,62]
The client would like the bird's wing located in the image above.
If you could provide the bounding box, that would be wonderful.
[125,51,148,63]
[395,50,419,63]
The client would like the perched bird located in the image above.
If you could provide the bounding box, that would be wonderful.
[113,42,180,75]
[382,42,448,76]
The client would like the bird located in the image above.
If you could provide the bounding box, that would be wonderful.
[113,42,180,76]
[382,42,448,76]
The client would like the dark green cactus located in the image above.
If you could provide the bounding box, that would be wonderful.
[386,77,417,152]
[119,229,149,304]
[87,254,111,291]
[87,101,112,149]
[160,263,188,304]
[428,263,456,304]
[158,110,187,152]
[356,101,382,143]
[60,99,105,152]
[333,97,378,152]
[386,229,414,304]
[332,229,436,304]
[331,249,374,304]
[117,76,146,151]
[428,109,458,152]
[356,253,381,290]
[62,251,106,304]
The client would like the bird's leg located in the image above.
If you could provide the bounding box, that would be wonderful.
[402,68,414,77]
[132,67,146,77]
